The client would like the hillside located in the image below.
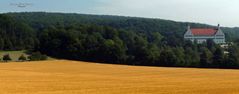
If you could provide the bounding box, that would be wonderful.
[1,12,239,69]
[1,60,239,94]
[6,12,239,41]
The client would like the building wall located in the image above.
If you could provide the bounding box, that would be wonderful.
[184,26,225,44]
[185,35,225,44]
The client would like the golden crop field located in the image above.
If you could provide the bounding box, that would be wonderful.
[1,60,239,94]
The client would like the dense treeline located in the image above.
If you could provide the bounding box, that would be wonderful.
[0,14,37,50]
[7,12,239,41]
[34,23,239,68]
[1,12,239,68]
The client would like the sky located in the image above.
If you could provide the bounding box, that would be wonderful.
[0,0,239,27]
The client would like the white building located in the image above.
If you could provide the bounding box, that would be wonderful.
[184,24,225,44]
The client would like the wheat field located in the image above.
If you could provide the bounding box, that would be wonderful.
[0,60,239,94]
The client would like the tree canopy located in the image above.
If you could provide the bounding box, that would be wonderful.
[0,12,239,69]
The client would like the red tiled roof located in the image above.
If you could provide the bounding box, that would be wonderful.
[191,29,217,36]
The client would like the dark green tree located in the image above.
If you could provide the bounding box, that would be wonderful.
[212,47,224,68]
[159,48,177,67]
[200,48,213,67]
[145,44,160,66]
[184,47,200,67]
[18,54,27,61]
[3,54,12,62]
[173,47,185,67]
[206,39,216,52]
[226,46,239,68]
[0,38,4,50]
[28,52,48,61]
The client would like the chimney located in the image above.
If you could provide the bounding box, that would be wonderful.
[217,24,221,30]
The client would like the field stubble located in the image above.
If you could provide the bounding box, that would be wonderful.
[0,60,239,94]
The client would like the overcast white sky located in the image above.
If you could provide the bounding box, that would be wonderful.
[95,0,239,27]
[1,0,239,27]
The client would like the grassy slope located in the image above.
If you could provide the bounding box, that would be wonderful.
[0,60,239,94]
[0,50,28,61]
[0,51,56,61]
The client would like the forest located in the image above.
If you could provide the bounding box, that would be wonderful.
[1,12,239,68]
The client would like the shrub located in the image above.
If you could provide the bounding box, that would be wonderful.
[28,52,48,61]
[3,54,12,62]
[18,54,27,61]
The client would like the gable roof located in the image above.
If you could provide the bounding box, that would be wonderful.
[191,28,217,36]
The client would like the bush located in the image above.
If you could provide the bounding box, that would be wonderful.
[18,54,27,61]
[3,54,12,62]
[28,52,48,61]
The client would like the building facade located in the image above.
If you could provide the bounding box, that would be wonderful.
[184,24,225,44]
